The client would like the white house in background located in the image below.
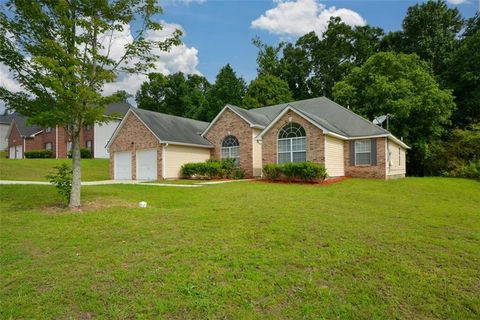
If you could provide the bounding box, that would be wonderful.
[5,102,131,158]
[0,113,17,151]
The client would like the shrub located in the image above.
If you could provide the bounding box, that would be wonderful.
[46,163,72,205]
[68,148,92,159]
[262,162,327,182]
[263,163,282,180]
[25,150,53,158]
[180,158,245,179]
[443,160,480,179]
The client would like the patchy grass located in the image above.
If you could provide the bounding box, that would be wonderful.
[0,158,109,181]
[0,178,479,319]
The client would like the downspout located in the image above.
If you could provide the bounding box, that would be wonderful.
[55,125,59,159]
[23,138,26,159]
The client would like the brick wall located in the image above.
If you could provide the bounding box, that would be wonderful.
[108,112,162,180]
[261,110,325,166]
[344,137,386,179]
[82,125,94,153]
[204,108,254,177]
[7,122,23,157]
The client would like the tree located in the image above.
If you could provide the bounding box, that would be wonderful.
[242,75,293,109]
[445,13,480,127]
[0,0,181,208]
[297,17,384,98]
[206,64,246,120]
[253,39,311,100]
[136,72,210,120]
[332,52,455,176]
[401,0,463,77]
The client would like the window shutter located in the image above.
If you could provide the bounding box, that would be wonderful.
[349,141,355,166]
[371,138,377,165]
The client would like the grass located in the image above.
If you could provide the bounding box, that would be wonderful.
[0,157,109,181]
[0,178,479,319]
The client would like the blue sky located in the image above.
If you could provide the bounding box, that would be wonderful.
[0,0,478,111]
[159,0,478,83]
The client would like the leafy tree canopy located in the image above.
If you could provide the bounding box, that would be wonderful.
[333,52,455,175]
[0,0,180,208]
[206,64,246,120]
[242,75,293,109]
[136,72,210,120]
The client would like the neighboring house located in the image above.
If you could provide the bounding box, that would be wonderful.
[0,113,17,151]
[108,97,408,180]
[6,102,130,159]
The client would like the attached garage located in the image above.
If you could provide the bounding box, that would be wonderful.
[164,145,211,178]
[107,108,213,181]
[136,148,158,180]
[114,151,132,180]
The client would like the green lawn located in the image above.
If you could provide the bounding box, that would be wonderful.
[1,178,479,319]
[0,158,109,181]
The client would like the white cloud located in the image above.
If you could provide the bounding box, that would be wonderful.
[0,63,23,112]
[251,0,366,37]
[102,22,201,98]
[446,0,468,4]
[0,21,201,111]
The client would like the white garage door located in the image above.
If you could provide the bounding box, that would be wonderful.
[136,148,157,180]
[15,145,23,159]
[114,151,132,180]
[9,146,15,159]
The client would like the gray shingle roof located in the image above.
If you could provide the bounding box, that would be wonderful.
[105,102,131,118]
[227,105,270,127]
[245,97,389,138]
[10,115,43,137]
[131,108,213,147]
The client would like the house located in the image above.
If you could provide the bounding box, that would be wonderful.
[0,113,18,151]
[6,102,130,159]
[107,97,408,180]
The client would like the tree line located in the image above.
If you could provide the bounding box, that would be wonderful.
[136,0,479,178]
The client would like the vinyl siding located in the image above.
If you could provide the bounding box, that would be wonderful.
[325,135,345,177]
[387,139,406,176]
[252,128,262,177]
[164,145,211,179]
[94,120,120,158]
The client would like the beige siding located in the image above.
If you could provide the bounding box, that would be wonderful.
[164,144,211,178]
[387,139,406,176]
[252,129,262,177]
[324,135,345,177]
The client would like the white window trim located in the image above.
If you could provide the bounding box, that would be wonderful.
[277,137,306,164]
[354,139,372,166]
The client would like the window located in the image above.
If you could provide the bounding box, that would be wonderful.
[221,135,240,165]
[45,142,52,151]
[355,140,371,165]
[45,127,52,133]
[86,140,92,150]
[277,122,306,163]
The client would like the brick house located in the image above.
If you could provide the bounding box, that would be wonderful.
[6,102,130,159]
[107,97,408,180]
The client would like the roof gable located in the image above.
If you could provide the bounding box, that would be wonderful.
[108,108,213,149]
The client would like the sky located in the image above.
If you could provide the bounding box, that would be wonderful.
[0,0,478,111]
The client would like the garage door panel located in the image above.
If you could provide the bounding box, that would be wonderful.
[136,148,157,180]
[114,151,132,180]
[9,147,15,159]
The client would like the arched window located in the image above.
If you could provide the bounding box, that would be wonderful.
[221,135,240,165]
[277,122,306,163]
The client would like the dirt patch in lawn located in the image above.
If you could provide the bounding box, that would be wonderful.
[42,198,138,214]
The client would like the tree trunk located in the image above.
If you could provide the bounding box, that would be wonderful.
[69,127,81,209]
